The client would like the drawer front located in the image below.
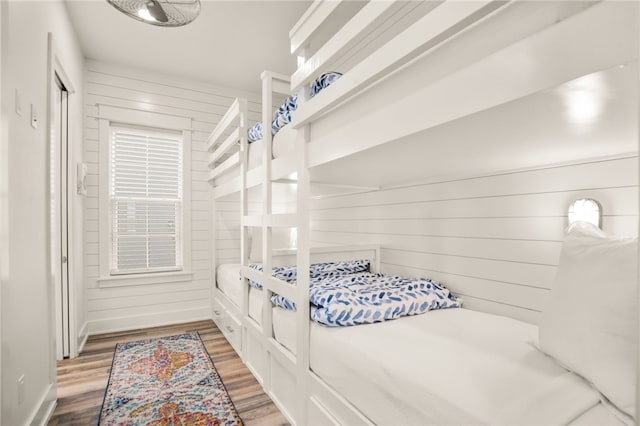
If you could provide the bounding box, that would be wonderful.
[212,298,224,324]
[223,313,242,354]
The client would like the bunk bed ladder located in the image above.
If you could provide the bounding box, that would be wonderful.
[237,71,305,424]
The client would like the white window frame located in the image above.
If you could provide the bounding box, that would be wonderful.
[97,105,192,287]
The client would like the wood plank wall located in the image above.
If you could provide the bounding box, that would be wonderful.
[310,156,638,324]
[83,60,261,335]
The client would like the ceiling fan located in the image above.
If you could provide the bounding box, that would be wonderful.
[106,0,201,27]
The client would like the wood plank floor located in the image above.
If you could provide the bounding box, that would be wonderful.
[48,320,289,426]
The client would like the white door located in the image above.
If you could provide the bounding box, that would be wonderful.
[52,74,70,359]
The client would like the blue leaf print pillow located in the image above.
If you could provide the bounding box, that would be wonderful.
[309,72,342,98]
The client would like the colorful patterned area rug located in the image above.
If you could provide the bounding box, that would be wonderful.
[99,332,243,425]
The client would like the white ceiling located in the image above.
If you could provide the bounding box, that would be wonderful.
[64,0,310,93]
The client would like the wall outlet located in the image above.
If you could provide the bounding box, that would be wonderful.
[30,104,38,129]
[17,375,25,405]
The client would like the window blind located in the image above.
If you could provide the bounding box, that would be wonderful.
[110,126,183,274]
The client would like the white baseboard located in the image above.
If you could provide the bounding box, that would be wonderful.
[87,307,211,336]
[269,392,297,426]
[28,383,56,426]
[77,321,89,354]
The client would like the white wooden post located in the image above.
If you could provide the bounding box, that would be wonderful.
[238,98,250,358]
[636,5,640,417]
[294,47,311,423]
[295,122,311,424]
[260,72,274,392]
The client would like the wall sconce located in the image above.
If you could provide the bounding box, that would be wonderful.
[568,198,601,229]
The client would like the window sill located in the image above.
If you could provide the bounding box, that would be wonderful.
[97,270,193,288]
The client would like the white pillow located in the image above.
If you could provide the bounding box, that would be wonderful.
[538,222,637,418]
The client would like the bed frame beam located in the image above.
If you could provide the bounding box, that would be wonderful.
[290,0,504,129]
[291,0,402,93]
[289,0,343,57]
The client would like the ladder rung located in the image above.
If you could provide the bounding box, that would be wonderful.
[241,266,297,301]
[243,214,297,228]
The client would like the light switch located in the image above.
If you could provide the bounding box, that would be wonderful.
[30,104,37,129]
[15,89,22,116]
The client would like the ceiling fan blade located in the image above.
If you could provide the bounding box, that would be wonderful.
[146,0,169,23]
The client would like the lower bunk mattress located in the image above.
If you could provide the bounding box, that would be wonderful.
[271,307,627,426]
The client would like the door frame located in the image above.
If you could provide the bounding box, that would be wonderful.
[47,33,77,361]
[0,2,6,423]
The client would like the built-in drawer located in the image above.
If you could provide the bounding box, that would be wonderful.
[222,312,242,354]
[212,298,224,325]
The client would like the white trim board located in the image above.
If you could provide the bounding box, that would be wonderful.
[86,306,211,336]
[0,4,5,423]
[27,383,57,426]
[77,321,89,354]
[97,104,191,131]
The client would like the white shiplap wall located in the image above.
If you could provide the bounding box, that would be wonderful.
[310,156,638,324]
[83,60,260,334]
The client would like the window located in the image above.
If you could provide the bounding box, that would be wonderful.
[97,105,192,286]
[110,126,183,274]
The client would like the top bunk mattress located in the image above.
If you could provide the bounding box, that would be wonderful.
[272,307,626,426]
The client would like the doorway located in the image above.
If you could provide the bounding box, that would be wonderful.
[49,33,76,361]
[52,74,70,359]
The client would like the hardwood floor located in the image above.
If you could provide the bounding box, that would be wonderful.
[48,320,289,426]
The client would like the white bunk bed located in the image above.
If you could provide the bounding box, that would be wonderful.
[206,82,382,358]
[209,1,638,425]
[207,76,300,199]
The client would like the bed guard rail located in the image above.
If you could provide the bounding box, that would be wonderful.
[207,97,248,182]
[290,0,507,127]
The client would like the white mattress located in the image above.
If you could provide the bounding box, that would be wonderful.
[213,126,296,185]
[216,263,263,323]
[272,307,627,426]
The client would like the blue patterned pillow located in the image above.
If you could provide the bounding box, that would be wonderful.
[248,95,300,143]
[310,259,370,278]
[271,110,292,135]
[247,71,341,143]
[309,72,342,98]
[247,122,263,143]
[275,95,298,116]
[271,95,298,135]
[247,259,370,289]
